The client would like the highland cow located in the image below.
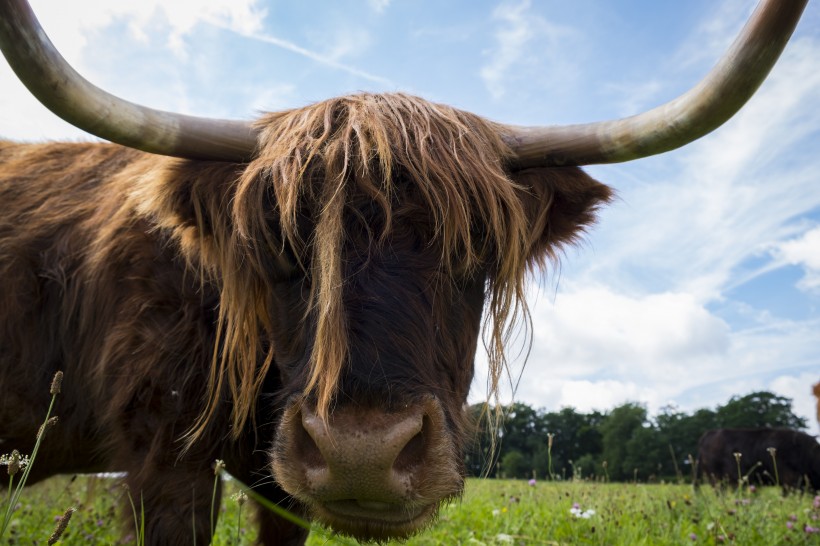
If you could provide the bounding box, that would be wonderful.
[697,428,820,492]
[0,0,808,544]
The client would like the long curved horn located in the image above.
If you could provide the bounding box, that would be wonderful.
[0,0,258,161]
[503,0,809,168]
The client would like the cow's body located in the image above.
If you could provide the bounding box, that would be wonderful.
[0,96,611,545]
[697,428,820,492]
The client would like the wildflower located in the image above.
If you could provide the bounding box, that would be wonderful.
[570,504,595,519]
[232,491,248,506]
[528,478,536,486]
[766,446,777,456]
[689,532,697,541]
[787,521,794,530]
[492,509,501,517]
[814,496,820,509]
[1,450,29,476]
[496,533,514,543]
[213,459,226,476]
[805,525,820,534]
[790,514,798,522]
[7,450,21,476]
[749,485,757,493]
[733,452,742,462]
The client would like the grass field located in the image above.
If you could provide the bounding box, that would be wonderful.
[3,474,819,545]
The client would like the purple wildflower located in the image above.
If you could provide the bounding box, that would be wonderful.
[689,532,697,541]
[528,478,536,486]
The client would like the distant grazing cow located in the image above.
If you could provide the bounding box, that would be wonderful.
[697,428,820,492]
[0,0,809,544]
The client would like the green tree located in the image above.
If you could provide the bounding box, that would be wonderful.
[716,391,807,429]
[656,405,718,481]
[499,450,530,479]
[623,424,666,482]
[499,402,543,456]
[599,403,648,481]
[541,407,603,477]
[463,403,500,477]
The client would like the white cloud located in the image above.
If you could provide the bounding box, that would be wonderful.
[471,284,818,428]
[207,23,393,86]
[28,0,266,61]
[315,27,373,62]
[670,0,755,72]
[769,373,820,433]
[368,0,391,14]
[771,226,820,294]
[480,0,575,99]
[472,285,730,406]
[580,36,820,304]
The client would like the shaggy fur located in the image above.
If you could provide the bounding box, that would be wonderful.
[698,428,820,492]
[0,93,611,544]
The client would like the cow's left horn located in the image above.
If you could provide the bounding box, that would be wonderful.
[503,0,809,168]
[0,0,258,162]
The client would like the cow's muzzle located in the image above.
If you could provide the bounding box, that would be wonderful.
[271,396,462,540]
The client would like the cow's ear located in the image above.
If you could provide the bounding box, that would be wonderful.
[511,167,614,264]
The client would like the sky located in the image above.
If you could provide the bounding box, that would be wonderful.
[1,0,818,431]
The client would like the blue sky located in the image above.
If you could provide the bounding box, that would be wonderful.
[1,0,818,430]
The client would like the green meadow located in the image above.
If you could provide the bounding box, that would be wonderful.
[3,474,819,545]
[3,374,818,544]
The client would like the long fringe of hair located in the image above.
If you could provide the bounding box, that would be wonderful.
[186,93,540,443]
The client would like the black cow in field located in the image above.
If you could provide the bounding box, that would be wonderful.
[0,0,810,544]
[697,428,820,492]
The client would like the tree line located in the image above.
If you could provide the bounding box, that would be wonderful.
[464,391,808,482]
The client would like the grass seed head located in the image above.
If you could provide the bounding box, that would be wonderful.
[50,371,63,395]
[47,507,75,545]
[37,416,59,440]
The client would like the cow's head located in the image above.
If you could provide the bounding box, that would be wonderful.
[0,0,806,540]
[237,95,610,539]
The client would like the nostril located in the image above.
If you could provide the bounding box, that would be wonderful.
[393,415,430,472]
[293,412,326,469]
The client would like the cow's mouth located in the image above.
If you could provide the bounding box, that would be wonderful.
[314,500,436,540]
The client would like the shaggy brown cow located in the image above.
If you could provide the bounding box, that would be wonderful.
[0,0,808,544]
[697,428,820,492]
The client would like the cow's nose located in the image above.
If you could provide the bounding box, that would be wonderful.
[271,395,463,535]
[293,401,431,502]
